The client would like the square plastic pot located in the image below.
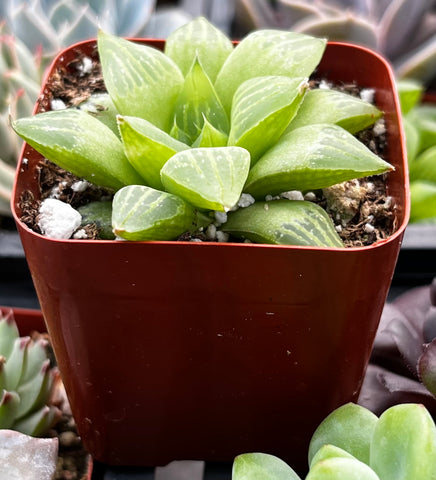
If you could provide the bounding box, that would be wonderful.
[12,39,409,472]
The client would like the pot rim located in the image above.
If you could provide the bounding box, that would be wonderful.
[11,38,410,253]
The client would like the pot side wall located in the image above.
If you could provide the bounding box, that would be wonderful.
[12,40,408,472]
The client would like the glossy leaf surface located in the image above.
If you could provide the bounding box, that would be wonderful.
[112,185,197,241]
[396,79,423,114]
[244,124,394,199]
[98,30,184,132]
[410,146,436,183]
[370,403,436,480]
[228,76,308,165]
[286,89,382,134]
[410,181,436,222]
[233,453,302,480]
[161,147,250,212]
[192,118,228,148]
[215,30,326,113]
[307,457,380,480]
[309,444,356,469]
[308,403,378,465]
[165,16,233,83]
[173,57,229,144]
[407,104,436,153]
[78,93,120,137]
[13,109,144,191]
[222,200,344,247]
[118,115,189,190]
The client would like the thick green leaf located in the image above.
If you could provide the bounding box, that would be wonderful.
[309,445,356,469]
[161,147,250,212]
[370,404,436,480]
[118,115,190,190]
[192,117,228,148]
[0,391,19,429]
[98,30,184,132]
[410,145,436,183]
[4,337,30,391]
[222,200,344,247]
[165,16,233,83]
[173,57,229,145]
[20,340,48,385]
[12,109,144,191]
[419,339,436,397]
[244,124,394,199]
[0,314,19,359]
[112,185,197,241]
[407,105,436,153]
[14,405,59,437]
[78,93,119,137]
[396,79,423,114]
[306,457,380,480]
[410,181,436,222]
[286,89,382,134]
[228,76,308,165]
[308,403,378,466]
[403,116,420,163]
[232,453,302,480]
[78,200,115,240]
[215,30,326,113]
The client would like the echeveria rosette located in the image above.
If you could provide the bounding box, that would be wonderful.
[12,17,393,246]
[0,308,61,437]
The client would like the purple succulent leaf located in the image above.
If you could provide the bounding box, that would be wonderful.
[276,0,324,29]
[424,307,436,344]
[406,12,436,52]
[392,283,431,331]
[431,277,436,306]
[359,364,436,416]
[378,0,433,59]
[234,0,283,32]
[396,35,436,86]
[419,338,436,397]
[366,0,394,21]
[292,14,378,50]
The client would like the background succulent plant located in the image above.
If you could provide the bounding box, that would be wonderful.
[359,277,436,418]
[234,0,436,89]
[0,307,61,436]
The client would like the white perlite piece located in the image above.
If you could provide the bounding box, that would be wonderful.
[281,190,304,201]
[71,180,89,193]
[360,88,375,103]
[50,98,66,110]
[38,199,82,239]
[373,119,386,136]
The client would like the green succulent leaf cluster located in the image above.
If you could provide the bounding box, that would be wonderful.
[12,17,393,247]
[0,309,60,437]
[397,80,436,223]
[233,403,436,480]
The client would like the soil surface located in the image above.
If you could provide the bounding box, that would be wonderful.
[19,54,396,247]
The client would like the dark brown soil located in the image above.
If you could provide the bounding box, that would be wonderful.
[19,53,395,247]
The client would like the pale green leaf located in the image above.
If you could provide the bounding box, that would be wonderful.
[406,104,436,153]
[4,337,30,391]
[20,340,48,385]
[98,30,184,132]
[228,76,308,165]
[0,314,19,359]
[396,79,423,114]
[244,124,394,199]
[233,453,302,480]
[112,185,197,241]
[78,93,120,137]
[118,115,190,190]
[308,403,378,466]
[165,16,234,83]
[370,404,436,480]
[310,445,356,469]
[410,181,436,223]
[14,405,60,437]
[170,119,192,145]
[12,109,144,191]
[192,117,228,148]
[403,116,420,162]
[160,146,250,212]
[173,57,229,145]
[0,391,20,429]
[410,145,436,183]
[286,89,382,134]
[215,30,326,113]
[307,457,380,480]
[222,200,344,247]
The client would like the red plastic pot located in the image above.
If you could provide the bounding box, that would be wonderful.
[11,39,409,472]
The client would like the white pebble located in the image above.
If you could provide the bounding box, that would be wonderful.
[281,190,304,201]
[335,225,342,233]
[71,180,89,193]
[38,199,82,239]
[304,191,317,202]
[373,119,386,136]
[360,88,375,103]
[214,211,227,225]
[78,56,93,75]
[216,231,229,243]
[50,98,66,110]
[206,223,217,240]
[73,228,88,239]
[364,223,375,233]
[237,193,255,208]
[319,80,331,89]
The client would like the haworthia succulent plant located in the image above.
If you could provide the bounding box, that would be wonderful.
[0,308,60,437]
